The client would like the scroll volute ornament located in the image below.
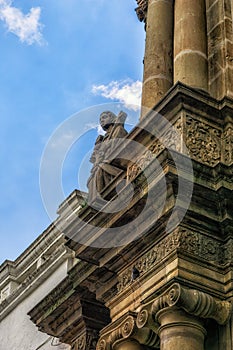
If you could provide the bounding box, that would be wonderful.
[137,283,232,330]
[96,313,159,350]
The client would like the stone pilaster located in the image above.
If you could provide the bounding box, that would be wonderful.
[140,0,174,117]
[174,0,208,91]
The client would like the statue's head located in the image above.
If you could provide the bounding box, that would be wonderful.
[99,111,116,131]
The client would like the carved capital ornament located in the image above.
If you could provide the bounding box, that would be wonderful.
[97,283,232,350]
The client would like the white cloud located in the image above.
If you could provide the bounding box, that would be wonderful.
[0,0,45,45]
[84,122,104,135]
[92,79,142,111]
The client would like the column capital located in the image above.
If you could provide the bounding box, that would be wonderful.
[137,283,232,332]
[96,312,159,350]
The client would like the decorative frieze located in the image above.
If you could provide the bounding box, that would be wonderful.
[127,113,232,184]
[127,118,182,182]
[117,228,233,293]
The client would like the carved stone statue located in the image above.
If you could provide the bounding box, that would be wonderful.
[87,111,128,203]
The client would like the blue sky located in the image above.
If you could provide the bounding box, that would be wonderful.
[0,0,145,263]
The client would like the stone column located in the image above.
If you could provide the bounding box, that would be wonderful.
[113,339,144,350]
[206,0,233,99]
[157,307,206,350]
[141,0,174,118]
[136,283,232,350]
[174,0,208,92]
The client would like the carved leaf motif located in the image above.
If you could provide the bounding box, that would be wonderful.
[127,118,182,182]
[117,229,231,292]
[223,127,233,164]
[186,116,221,166]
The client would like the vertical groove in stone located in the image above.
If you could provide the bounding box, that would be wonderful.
[206,0,233,99]
[174,0,208,92]
[140,0,174,119]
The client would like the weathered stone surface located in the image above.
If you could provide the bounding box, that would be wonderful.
[140,0,173,116]
[174,0,208,91]
[206,0,233,99]
[136,0,233,109]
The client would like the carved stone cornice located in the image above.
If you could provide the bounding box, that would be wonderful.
[28,274,110,347]
[96,312,159,350]
[136,283,232,333]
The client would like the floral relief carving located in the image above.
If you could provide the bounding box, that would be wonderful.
[117,229,229,293]
[127,118,182,182]
[223,126,233,165]
[185,116,221,166]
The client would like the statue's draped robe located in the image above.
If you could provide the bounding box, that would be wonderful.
[87,123,128,203]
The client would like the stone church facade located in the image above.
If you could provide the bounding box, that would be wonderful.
[1,1,233,349]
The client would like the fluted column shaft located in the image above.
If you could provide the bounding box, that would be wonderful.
[174,0,208,91]
[141,0,174,118]
[157,307,206,350]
